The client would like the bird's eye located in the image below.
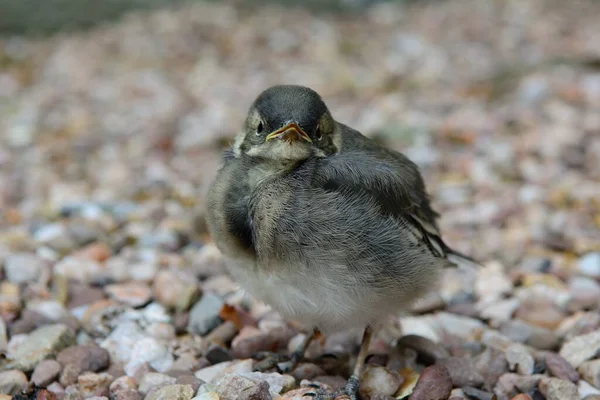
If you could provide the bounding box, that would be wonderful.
[315,124,322,141]
[256,121,264,135]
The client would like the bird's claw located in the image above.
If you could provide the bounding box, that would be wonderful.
[252,350,304,373]
[303,375,360,400]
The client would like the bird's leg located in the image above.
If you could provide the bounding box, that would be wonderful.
[306,325,373,400]
[254,327,320,373]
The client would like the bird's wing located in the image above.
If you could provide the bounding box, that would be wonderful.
[313,150,478,266]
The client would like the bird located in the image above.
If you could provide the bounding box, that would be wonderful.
[205,84,476,400]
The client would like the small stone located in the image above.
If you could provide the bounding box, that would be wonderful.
[538,377,578,400]
[32,359,63,386]
[515,301,567,330]
[506,344,535,375]
[192,392,220,400]
[557,312,600,340]
[544,352,579,382]
[510,395,533,400]
[437,356,484,387]
[231,326,292,359]
[77,372,113,398]
[3,252,45,283]
[290,363,326,381]
[57,344,110,373]
[396,334,450,364]
[0,370,28,395]
[462,386,495,400]
[475,261,513,301]
[281,387,314,400]
[125,338,174,376]
[187,294,224,336]
[237,380,270,400]
[54,256,105,284]
[105,283,153,307]
[0,316,7,353]
[34,223,75,252]
[67,282,106,309]
[175,375,204,393]
[215,375,256,400]
[238,372,295,393]
[359,365,403,397]
[480,298,520,323]
[205,344,233,364]
[474,347,509,390]
[153,270,200,312]
[436,312,485,340]
[579,380,600,398]
[500,319,560,350]
[114,389,143,400]
[144,384,194,400]
[138,373,177,395]
[408,365,452,400]
[560,330,600,368]
[579,359,600,388]
[110,376,138,393]
[195,359,254,383]
[578,253,600,278]
[494,373,544,399]
[568,277,600,310]
[6,323,76,371]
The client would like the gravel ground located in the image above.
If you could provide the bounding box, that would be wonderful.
[1,0,600,399]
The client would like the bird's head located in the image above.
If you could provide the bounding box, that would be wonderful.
[233,85,339,161]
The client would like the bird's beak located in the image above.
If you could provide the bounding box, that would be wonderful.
[265,122,312,143]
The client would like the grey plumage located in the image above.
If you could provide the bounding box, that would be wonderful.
[206,85,472,336]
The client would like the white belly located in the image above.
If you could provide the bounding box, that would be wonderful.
[224,258,403,334]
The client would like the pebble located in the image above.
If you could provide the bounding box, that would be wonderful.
[0,316,7,352]
[31,359,63,386]
[54,256,106,284]
[153,270,200,312]
[494,373,544,399]
[3,252,45,283]
[78,372,113,397]
[480,298,520,324]
[506,344,535,375]
[144,384,194,400]
[0,370,28,395]
[475,262,513,301]
[205,343,233,364]
[437,356,484,387]
[396,334,450,364]
[408,364,452,400]
[578,253,600,278]
[138,373,177,395]
[544,352,580,382]
[237,380,271,400]
[568,276,600,311]
[462,386,495,400]
[187,293,224,336]
[290,363,326,381]
[57,344,110,373]
[110,376,138,393]
[359,365,403,397]
[556,312,600,340]
[559,330,600,368]
[238,372,295,393]
[500,319,560,350]
[538,376,579,400]
[125,338,174,376]
[105,282,153,307]
[510,395,533,400]
[515,300,567,330]
[474,347,509,390]
[579,359,600,388]
[214,375,256,400]
[579,380,600,398]
[115,389,143,400]
[175,375,204,393]
[6,323,76,371]
[231,325,293,359]
[34,223,76,252]
[194,359,253,383]
[436,312,485,340]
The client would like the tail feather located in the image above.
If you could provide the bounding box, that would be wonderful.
[443,244,482,269]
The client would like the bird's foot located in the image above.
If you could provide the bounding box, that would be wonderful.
[252,350,304,373]
[303,375,360,400]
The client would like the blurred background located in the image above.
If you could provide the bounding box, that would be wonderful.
[0,0,600,398]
